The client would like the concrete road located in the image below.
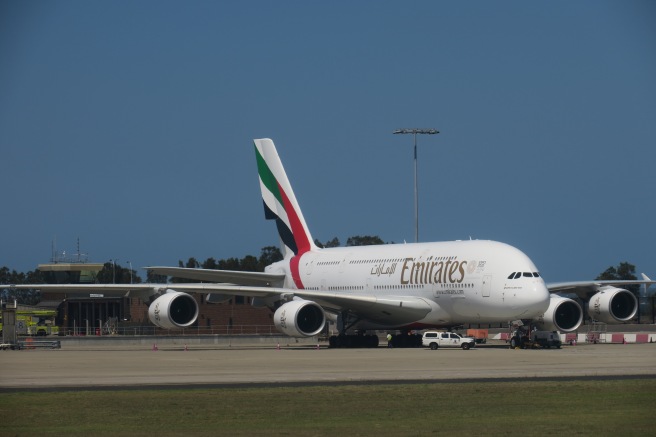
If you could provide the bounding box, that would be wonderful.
[1,342,655,389]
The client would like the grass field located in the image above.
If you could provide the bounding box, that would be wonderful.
[2,379,655,436]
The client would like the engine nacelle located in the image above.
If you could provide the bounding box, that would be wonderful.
[273,299,325,337]
[148,291,199,329]
[588,286,637,324]
[535,295,583,332]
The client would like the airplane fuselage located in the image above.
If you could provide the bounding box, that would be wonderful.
[286,240,551,329]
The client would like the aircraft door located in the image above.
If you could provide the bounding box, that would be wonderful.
[482,276,492,297]
[304,253,316,276]
[340,254,352,273]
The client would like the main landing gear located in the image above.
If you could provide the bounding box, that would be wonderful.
[328,332,379,348]
[327,330,422,348]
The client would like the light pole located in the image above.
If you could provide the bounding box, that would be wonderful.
[110,259,119,284]
[393,128,439,243]
[127,261,133,284]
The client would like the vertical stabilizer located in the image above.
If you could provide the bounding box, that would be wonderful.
[254,138,317,258]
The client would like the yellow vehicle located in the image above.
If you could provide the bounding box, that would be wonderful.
[0,309,59,336]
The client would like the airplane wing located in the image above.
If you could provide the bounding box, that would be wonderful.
[181,285,433,326]
[547,276,655,300]
[292,290,433,325]
[127,266,433,325]
[145,266,285,286]
[6,284,173,299]
[7,283,432,326]
[4,283,284,300]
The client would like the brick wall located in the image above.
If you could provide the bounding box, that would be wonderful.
[129,294,274,329]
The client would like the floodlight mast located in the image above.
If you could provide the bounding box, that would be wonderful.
[392,128,439,243]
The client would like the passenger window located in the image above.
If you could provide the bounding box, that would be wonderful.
[450,333,458,339]
[441,333,449,339]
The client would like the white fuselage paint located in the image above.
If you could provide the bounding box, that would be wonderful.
[287,240,550,329]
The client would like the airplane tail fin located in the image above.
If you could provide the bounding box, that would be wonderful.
[254,138,317,258]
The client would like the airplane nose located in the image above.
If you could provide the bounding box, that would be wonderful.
[531,281,551,314]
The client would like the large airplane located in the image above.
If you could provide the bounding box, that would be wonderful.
[9,138,654,346]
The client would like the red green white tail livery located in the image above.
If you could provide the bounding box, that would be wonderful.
[254,138,317,259]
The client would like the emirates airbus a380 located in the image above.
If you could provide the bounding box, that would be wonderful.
[10,138,653,346]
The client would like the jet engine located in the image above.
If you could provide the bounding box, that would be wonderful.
[273,299,325,337]
[535,295,583,332]
[588,286,637,324]
[148,291,199,329]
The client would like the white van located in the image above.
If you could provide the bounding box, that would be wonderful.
[422,331,476,350]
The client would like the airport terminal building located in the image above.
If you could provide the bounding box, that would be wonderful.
[35,261,275,335]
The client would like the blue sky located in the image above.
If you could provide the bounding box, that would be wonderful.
[1,1,654,282]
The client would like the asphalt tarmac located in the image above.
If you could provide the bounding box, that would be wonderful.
[1,342,655,390]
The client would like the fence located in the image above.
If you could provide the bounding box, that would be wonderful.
[59,324,279,337]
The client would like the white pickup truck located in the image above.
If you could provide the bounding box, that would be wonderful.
[422,331,476,350]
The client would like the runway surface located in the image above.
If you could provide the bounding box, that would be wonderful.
[1,342,655,390]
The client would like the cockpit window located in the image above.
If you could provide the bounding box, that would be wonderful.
[508,272,541,279]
